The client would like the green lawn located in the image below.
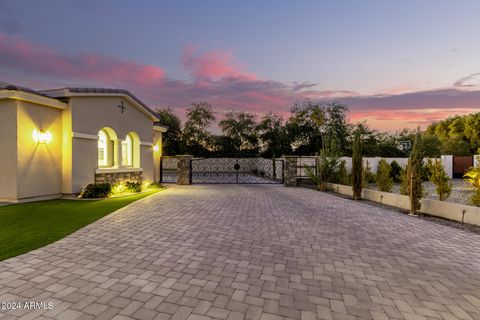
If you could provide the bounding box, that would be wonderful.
[0,189,162,261]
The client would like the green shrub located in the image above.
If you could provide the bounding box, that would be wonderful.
[464,166,480,206]
[111,182,127,195]
[81,183,111,198]
[111,181,143,195]
[362,160,375,186]
[426,159,452,201]
[470,190,480,207]
[376,159,393,192]
[337,160,350,185]
[144,181,162,190]
[419,162,430,182]
[125,181,142,193]
[390,160,403,183]
[318,150,339,184]
[305,166,326,191]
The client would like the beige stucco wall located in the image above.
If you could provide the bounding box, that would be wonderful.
[61,105,73,194]
[68,96,157,193]
[141,145,154,182]
[0,100,18,201]
[16,100,63,200]
[152,131,162,183]
[70,96,153,140]
[71,138,97,193]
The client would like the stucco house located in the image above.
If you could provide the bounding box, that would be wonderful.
[0,82,166,203]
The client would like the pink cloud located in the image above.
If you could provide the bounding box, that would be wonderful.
[349,108,477,131]
[0,33,164,87]
[1,32,479,131]
[181,45,256,80]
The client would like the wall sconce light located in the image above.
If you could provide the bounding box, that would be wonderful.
[33,129,52,144]
[153,145,159,152]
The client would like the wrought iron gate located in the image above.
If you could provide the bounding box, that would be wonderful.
[160,156,178,183]
[191,158,284,184]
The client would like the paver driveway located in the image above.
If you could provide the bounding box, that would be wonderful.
[1,185,480,320]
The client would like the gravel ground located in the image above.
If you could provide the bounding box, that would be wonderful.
[330,190,480,235]
[369,178,474,205]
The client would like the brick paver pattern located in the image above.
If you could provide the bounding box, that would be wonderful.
[1,185,480,320]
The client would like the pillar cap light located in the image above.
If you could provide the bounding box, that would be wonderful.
[33,129,52,144]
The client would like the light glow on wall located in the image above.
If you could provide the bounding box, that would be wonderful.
[153,145,159,152]
[32,129,52,144]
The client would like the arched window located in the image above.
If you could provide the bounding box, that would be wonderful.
[98,127,118,168]
[122,134,133,166]
[98,130,108,167]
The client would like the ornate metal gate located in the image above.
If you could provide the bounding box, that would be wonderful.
[191,158,284,184]
[160,156,179,183]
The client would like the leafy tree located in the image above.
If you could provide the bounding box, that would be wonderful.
[422,133,441,157]
[155,107,183,155]
[219,111,259,155]
[440,137,472,156]
[182,102,215,157]
[324,102,350,154]
[350,122,407,157]
[285,101,324,155]
[352,130,363,199]
[406,130,424,213]
[285,101,349,156]
[426,112,480,155]
[464,113,480,151]
[257,113,291,158]
[212,135,238,157]
[376,159,393,192]
[426,159,452,201]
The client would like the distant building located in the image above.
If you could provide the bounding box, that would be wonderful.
[398,140,411,152]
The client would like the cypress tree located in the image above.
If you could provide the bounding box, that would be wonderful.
[352,130,363,200]
[407,130,424,213]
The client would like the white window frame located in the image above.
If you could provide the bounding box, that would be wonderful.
[122,134,133,167]
[98,130,108,167]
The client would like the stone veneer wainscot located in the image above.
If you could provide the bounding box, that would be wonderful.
[95,169,143,185]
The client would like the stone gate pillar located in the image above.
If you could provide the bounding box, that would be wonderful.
[283,156,298,187]
[177,155,192,185]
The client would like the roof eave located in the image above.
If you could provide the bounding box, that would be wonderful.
[0,90,67,109]
[42,89,159,122]
[153,125,168,132]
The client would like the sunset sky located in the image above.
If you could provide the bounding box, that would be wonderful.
[1,0,480,130]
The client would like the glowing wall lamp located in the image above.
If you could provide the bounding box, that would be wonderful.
[153,145,160,152]
[32,129,52,144]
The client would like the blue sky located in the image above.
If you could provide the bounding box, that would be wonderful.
[1,0,480,129]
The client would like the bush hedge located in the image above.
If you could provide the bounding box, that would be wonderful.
[81,183,112,198]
